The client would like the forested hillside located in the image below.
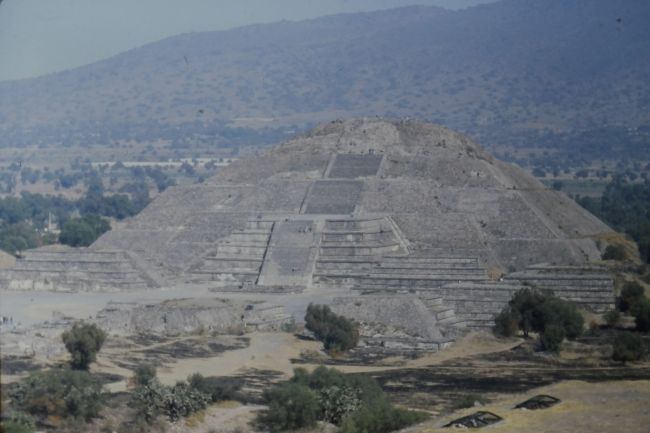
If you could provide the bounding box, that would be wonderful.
[0,0,648,157]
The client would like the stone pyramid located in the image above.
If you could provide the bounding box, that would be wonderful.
[1,119,615,328]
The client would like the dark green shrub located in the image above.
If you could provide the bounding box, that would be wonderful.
[257,382,320,433]
[616,282,645,313]
[187,373,241,402]
[612,332,645,363]
[633,298,650,332]
[508,288,550,336]
[59,215,110,247]
[494,306,519,337]
[291,366,384,407]
[164,382,210,422]
[540,324,565,353]
[604,309,621,328]
[257,366,428,433]
[339,400,429,433]
[131,378,168,423]
[0,223,40,254]
[131,378,209,423]
[305,304,359,352]
[538,297,584,340]
[9,369,103,421]
[133,364,156,386]
[0,413,36,433]
[602,244,627,261]
[61,322,107,370]
[318,384,362,425]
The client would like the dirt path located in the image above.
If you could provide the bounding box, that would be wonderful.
[156,332,321,385]
[91,330,523,392]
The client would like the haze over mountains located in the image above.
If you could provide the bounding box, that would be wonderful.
[0,0,648,153]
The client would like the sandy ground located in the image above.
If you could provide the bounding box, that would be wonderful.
[417,380,650,433]
[155,332,321,385]
[168,401,264,433]
[3,288,650,433]
[95,330,519,393]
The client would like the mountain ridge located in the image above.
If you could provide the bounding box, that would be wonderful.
[0,0,648,150]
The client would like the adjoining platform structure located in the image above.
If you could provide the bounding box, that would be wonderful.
[0,119,618,340]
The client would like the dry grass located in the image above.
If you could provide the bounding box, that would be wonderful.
[416,380,650,433]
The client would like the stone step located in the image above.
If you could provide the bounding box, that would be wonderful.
[420,296,444,307]
[325,219,383,231]
[4,278,150,291]
[315,264,485,273]
[191,269,259,276]
[318,245,402,256]
[216,245,268,256]
[432,308,455,321]
[20,252,126,261]
[314,267,487,277]
[6,269,149,280]
[315,273,488,284]
[203,256,263,263]
[188,272,258,284]
[382,257,480,266]
[194,266,261,274]
[245,220,275,230]
[227,233,271,243]
[437,316,466,327]
[321,232,396,242]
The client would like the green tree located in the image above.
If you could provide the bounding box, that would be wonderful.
[305,304,359,352]
[602,244,627,261]
[494,288,584,351]
[537,297,584,340]
[604,309,621,328]
[61,322,107,370]
[633,298,650,332]
[59,215,110,247]
[539,324,565,353]
[616,281,645,313]
[612,332,645,363]
[258,366,428,432]
[0,222,40,254]
[257,382,320,433]
[133,364,157,386]
[506,288,549,337]
[494,306,519,337]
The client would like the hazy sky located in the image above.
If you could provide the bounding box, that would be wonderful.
[0,0,498,82]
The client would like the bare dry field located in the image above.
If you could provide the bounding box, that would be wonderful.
[419,380,650,433]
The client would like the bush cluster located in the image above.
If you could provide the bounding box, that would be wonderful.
[612,332,645,363]
[494,288,584,352]
[59,214,110,247]
[131,369,241,423]
[602,244,627,261]
[305,304,359,352]
[256,366,428,433]
[8,369,104,422]
[132,379,209,423]
[0,412,36,433]
[615,281,650,332]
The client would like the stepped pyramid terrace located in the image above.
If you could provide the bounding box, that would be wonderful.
[0,119,617,346]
